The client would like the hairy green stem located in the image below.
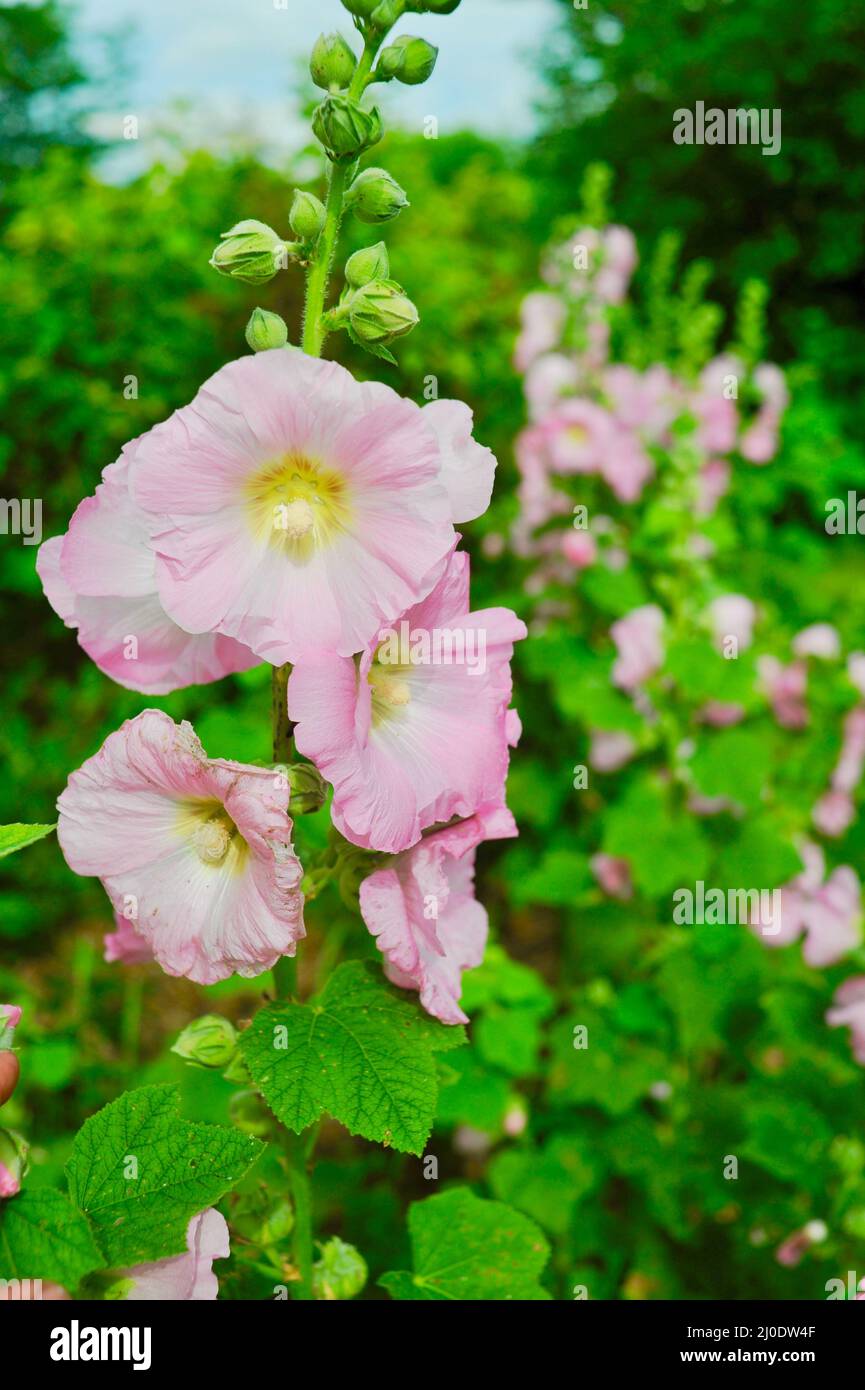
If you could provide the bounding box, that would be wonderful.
[286,1129,316,1300]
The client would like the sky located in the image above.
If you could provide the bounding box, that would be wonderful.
[67,0,562,179]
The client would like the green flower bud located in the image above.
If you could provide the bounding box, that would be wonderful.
[232,1188,295,1248]
[312,95,384,162]
[171,1014,237,1069]
[0,1128,29,1198]
[210,219,289,285]
[378,35,438,85]
[310,32,358,91]
[285,762,328,816]
[290,189,327,241]
[346,167,409,224]
[229,1089,272,1138]
[411,0,461,12]
[370,0,405,27]
[349,278,419,344]
[245,308,289,353]
[312,1237,368,1301]
[345,241,390,287]
[340,0,380,16]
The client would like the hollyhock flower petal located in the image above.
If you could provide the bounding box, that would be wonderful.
[792,623,841,660]
[611,605,665,691]
[37,458,258,695]
[600,430,654,502]
[514,292,565,371]
[289,552,525,854]
[758,656,808,729]
[812,790,855,839]
[740,409,780,464]
[545,399,616,474]
[524,353,580,421]
[696,458,731,517]
[57,711,304,984]
[708,594,756,653]
[589,730,636,772]
[121,1209,229,1301]
[561,530,597,570]
[104,912,155,965]
[590,853,633,900]
[0,1006,22,1050]
[826,976,865,1065]
[130,351,457,664]
[359,806,516,1024]
[422,399,496,524]
[801,867,862,967]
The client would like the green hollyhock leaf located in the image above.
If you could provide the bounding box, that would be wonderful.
[490,1136,601,1235]
[435,1047,514,1132]
[690,726,772,809]
[240,961,464,1155]
[547,1006,668,1115]
[380,1187,551,1299]
[65,1084,264,1267]
[0,1189,103,1288]
[0,823,56,858]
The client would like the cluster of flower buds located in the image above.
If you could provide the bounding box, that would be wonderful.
[326,241,419,362]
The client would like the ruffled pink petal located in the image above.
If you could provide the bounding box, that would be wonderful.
[130,351,456,663]
[35,535,77,627]
[422,399,496,524]
[122,1209,229,1301]
[58,711,304,985]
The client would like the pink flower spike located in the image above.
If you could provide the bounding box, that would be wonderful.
[289,551,526,854]
[104,912,155,966]
[359,804,517,1024]
[36,455,258,695]
[57,711,305,984]
[121,1209,229,1300]
[129,352,460,665]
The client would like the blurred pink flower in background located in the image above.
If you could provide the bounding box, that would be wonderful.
[611,605,665,691]
[827,976,865,1064]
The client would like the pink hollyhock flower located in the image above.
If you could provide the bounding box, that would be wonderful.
[611,605,665,691]
[514,292,565,370]
[120,1209,229,1301]
[753,362,789,415]
[104,911,155,966]
[603,225,638,279]
[129,351,479,665]
[832,707,865,794]
[848,652,865,696]
[775,1221,826,1269]
[288,552,525,853]
[812,790,856,839]
[602,364,678,441]
[599,429,654,502]
[359,804,516,1024]
[740,411,780,464]
[0,1006,21,1050]
[754,841,861,965]
[590,853,633,900]
[57,711,305,984]
[561,530,597,570]
[36,456,257,695]
[544,399,617,474]
[696,458,731,517]
[588,730,636,773]
[758,655,808,729]
[792,623,841,661]
[827,976,865,1064]
[524,353,580,421]
[708,594,756,653]
[700,701,746,727]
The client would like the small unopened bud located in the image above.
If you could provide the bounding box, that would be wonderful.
[229,1089,272,1138]
[346,167,409,224]
[349,278,419,344]
[286,762,328,816]
[245,308,289,353]
[0,1128,29,1198]
[210,219,289,285]
[171,1014,238,1069]
[232,1189,295,1248]
[0,1005,21,1051]
[340,0,380,15]
[345,241,390,287]
[290,189,327,241]
[310,32,358,91]
[378,35,438,85]
[312,95,383,162]
[370,0,405,27]
[312,1237,368,1301]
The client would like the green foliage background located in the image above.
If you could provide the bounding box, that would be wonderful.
[0,0,863,1300]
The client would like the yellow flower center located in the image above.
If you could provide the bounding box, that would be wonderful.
[367,650,413,727]
[245,454,350,559]
[178,800,247,871]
